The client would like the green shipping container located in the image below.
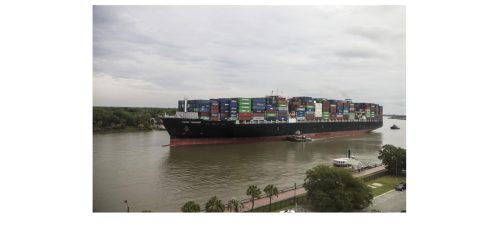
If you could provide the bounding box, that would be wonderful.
[323,112,330,115]
[239,105,251,109]
[228,117,237,121]
[239,102,251,106]
[194,108,199,112]
[200,116,209,120]
[306,111,314,114]
[266,113,277,117]
[238,98,251,102]
[306,105,314,109]
[277,104,287,107]
[239,109,251,113]
[296,108,305,111]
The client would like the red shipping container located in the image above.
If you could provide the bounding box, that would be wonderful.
[266,110,277,114]
[239,113,251,117]
[278,113,287,117]
[220,113,229,117]
[253,113,265,117]
[200,112,210,116]
[314,117,322,120]
[238,116,251,121]
[210,109,219,113]
[298,105,305,108]
[209,117,219,121]
[307,102,315,106]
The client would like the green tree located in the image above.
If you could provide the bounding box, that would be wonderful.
[181,201,201,212]
[263,185,279,212]
[378,144,406,175]
[137,124,145,130]
[205,196,225,212]
[246,185,261,212]
[303,165,372,212]
[227,197,244,212]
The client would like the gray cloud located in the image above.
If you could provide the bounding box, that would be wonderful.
[93,6,406,114]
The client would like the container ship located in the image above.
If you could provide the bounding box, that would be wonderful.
[160,92,383,146]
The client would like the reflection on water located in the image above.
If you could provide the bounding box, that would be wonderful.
[93,119,405,212]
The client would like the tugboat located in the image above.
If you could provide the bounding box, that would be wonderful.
[286,131,312,142]
[390,124,400,129]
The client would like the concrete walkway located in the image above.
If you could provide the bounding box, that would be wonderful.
[225,165,386,212]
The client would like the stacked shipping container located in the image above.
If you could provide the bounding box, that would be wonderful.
[176,96,380,122]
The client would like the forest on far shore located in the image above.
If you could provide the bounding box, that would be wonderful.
[93,107,177,131]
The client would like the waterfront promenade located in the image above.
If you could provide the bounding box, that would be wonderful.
[225,165,386,212]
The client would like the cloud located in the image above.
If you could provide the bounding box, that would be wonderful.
[93,6,406,114]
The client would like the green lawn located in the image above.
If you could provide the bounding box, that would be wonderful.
[365,171,406,197]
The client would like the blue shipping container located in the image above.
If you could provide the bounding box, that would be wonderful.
[221,110,229,113]
[211,113,218,117]
[253,109,265,113]
[252,106,265,110]
[252,99,265,103]
[278,110,287,114]
[254,102,265,107]
[229,103,238,107]
[219,99,229,103]
[220,117,228,121]
[278,117,288,121]
[230,114,237,117]
[211,102,219,106]
[266,117,277,121]
[200,108,209,112]
[266,107,277,110]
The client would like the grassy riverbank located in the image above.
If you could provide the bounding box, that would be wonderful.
[267,171,406,212]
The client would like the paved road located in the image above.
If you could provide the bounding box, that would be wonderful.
[227,165,387,212]
[360,189,406,212]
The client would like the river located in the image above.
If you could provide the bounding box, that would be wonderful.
[93,118,405,212]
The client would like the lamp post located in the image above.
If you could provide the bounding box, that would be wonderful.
[124,200,129,213]
[294,183,296,200]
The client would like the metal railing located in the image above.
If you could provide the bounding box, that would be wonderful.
[359,170,390,182]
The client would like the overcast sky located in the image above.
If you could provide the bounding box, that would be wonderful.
[93,5,405,114]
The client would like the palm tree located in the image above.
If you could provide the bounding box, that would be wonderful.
[205,196,225,212]
[181,200,200,212]
[246,185,261,212]
[227,197,244,212]
[264,185,279,212]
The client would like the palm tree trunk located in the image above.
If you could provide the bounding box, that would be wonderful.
[251,200,254,212]
[269,197,272,212]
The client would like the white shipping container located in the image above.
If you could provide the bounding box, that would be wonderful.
[337,115,343,117]
[296,117,306,120]
[252,117,265,121]
[176,112,199,119]
[278,107,288,111]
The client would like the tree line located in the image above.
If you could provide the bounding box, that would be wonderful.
[93,107,177,131]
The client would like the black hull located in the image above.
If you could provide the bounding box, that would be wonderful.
[160,118,382,145]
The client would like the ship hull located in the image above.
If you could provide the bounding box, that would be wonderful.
[160,118,383,146]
